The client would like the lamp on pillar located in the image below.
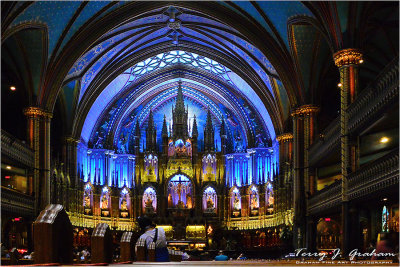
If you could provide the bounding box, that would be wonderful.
[333,48,363,254]
[24,107,53,214]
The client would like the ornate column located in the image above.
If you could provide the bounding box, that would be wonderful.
[276,133,293,212]
[291,105,319,248]
[333,48,363,253]
[24,107,52,214]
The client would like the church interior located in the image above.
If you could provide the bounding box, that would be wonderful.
[1,1,399,265]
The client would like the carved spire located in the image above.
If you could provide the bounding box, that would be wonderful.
[162,115,168,137]
[172,80,189,140]
[204,109,215,152]
[192,114,198,137]
[146,110,157,153]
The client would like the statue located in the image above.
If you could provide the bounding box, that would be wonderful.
[145,196,153,208]
[186,195,192,209]
[121,198,128,211]
[207,195,214,209]
[84,192,91,208]
[101,194,108,210]
[251,194,258,209]
[233,195,240,210]
[168,193,173,208]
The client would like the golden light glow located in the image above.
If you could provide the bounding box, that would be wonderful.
[333,48,363,67]
[359,59,364,64]
[380,137,389,143]
[6,166,11,170]
[337,83,343,87]
[10,86,16,91]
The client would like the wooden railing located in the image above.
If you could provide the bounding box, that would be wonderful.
[308,149,399,215]
[1,129,34,167]
[1,186,35,216]
[348,149,399,200]
[309,58,399,165]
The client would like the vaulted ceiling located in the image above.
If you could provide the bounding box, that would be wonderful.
[2,1,398,148]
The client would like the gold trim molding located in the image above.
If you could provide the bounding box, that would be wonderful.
[23,107,53,118]
[333,48,363,68]
[290,105,319,117]
[276,133,293,143]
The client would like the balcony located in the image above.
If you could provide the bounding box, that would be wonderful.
[309,58,399,166]
[1,130,34,167]
[308,149,399,215]
[1,186,34,216]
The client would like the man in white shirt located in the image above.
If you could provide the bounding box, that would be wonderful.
[136,216,169,262]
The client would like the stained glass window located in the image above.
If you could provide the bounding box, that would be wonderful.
[203,186,217,212]
[382,205,389,232]
[125,50,233,86]
[266,182,274,215]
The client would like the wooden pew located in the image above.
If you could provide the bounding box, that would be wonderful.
[120,232,135,262]
[33,204,73,265]
[91,223,112,264]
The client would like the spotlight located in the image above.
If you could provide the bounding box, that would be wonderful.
[10,86,16,91]
[383,198,388,201]
[337,83,342,87]
[6,166,11,170]
[380,137,389,143]
[359,59,364,64]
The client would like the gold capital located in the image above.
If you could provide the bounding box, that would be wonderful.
[23,107,53,118]
[290,105,319,117]
[333,48,363,68]
[276,133,293,143]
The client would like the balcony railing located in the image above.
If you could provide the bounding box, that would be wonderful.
[308,149,399,215]
[1,186,34,216]
[309,58,399,165]
[1,129,34,167]
[308,180,341,215]
[348,149,399,200]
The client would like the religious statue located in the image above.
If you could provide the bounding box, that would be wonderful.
[101,194,108,210]
[251,194,258,209]
[145,196,153,208]
[186,195,193,209]
[168,193,173,208]
[84,193,91,208]
[120,198,128,211]
[207,195,214,209]
[233,195,240,210]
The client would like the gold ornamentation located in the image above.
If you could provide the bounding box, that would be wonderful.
[333,48,363,68]
[276,133,293,143]
[23,107,53,118]
[290,105,319,117]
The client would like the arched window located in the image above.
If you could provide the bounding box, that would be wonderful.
[249,185,259,216]
[120,187,130,218]
[83,183,93,215]
[382,206,389,232]
[143,187,157,213]
[203,186,217,212]
[231,187,241,217]
[100,186,111,216]
[167,175,193,209]
[266,182,274,215]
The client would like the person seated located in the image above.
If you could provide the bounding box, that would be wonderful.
[180,247,190,261]
[214,250,229,261]
[136,216,169,262]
